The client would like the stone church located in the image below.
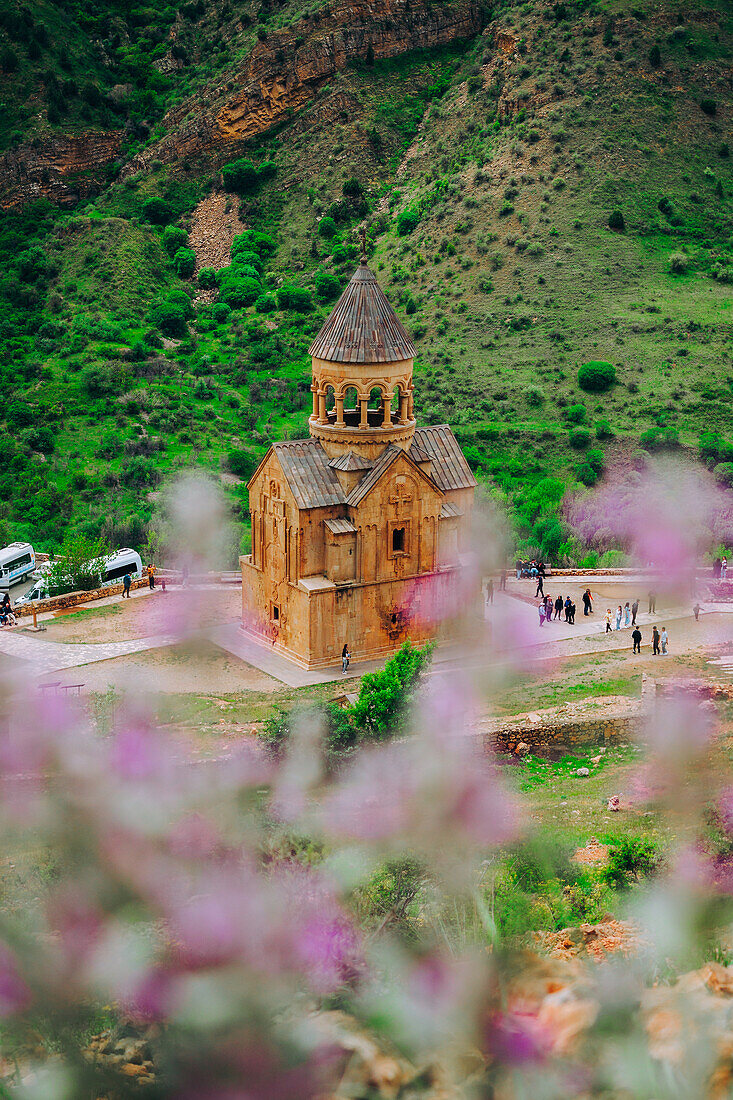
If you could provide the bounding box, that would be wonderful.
[240,250,476,669]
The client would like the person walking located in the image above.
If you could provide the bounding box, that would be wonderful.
[660,626,669,655]
[568,600,576,624]
[122,571,132,599]
[605,609,612,633]
[693,602,701,621]
[582,589,593,616]
[341,644,351,674]
[615,605,622,630]
[538,602,546,627]
[631,598,639,626]
[147,563,156,590]
[535,574,544,598]
[652,625,660,655]
[648,591,656,614]
[554,595,563,621]
[632,626,642,654]
[564,596,572,621]
[713,557,721,579]
[487,578,494,604]
[500,569,507,591]
[723,557,728,581]
[624,602,631,626]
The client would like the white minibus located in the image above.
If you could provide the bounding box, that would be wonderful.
[0,542,35,589]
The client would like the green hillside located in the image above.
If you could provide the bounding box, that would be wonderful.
[0,0,731,562]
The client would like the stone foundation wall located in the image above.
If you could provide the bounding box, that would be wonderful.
[485,712,639,757]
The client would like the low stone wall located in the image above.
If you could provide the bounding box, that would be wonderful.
[15,577,149,618]
[486,712,639,758]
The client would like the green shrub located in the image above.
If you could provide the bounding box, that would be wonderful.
[699,431,724,461]
[404,295,417,315]
[342,177,363,197]
[397,210,419,235]
[149,295,189,336]
[585,448,604,474]
[648,43,661,66]
[197,266,216,289]
[578,360,616,392]
[640,426,679,451]
[569,427,591,449]
[221,158,259,193]
[227,448,258,479]
[318,217,337,239]
[523,385,545,407]
[700,98,716,117]
[231,230,276,258]
[576,462,598,486]
[344,641,433,741]
[211,302,232,324]
[314,270,341,301]
[603,836,661,890]
[255,293,278,313]
[219,275,261,309]
[565,403,586,424]
[669,251,689,274]
[595,417,613,439]
[173,247,196,279]
[608,210,625,231]
[142,197,173,225]
[277,285,313,311]
[713,463,733,488]
[162,225,188,256]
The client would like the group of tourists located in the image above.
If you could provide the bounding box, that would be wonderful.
[632,624,669,655]
[713,556,728,579]
[517,559,546,579]
[0,592,16,627]
[604,600,641,632]
[538,593,577,625]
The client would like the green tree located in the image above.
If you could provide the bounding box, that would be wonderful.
[318,217,337,239]
[221,159,259,193]
[345,641,434,740]
[173,247,196,278]
[48,533,110,593]
[163,225,188,256]
[314,270,341,301]
[219,275,261,308]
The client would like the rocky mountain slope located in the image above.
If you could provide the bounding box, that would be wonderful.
[0,0,731,560]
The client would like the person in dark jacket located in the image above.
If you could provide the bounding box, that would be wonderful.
[554,595,563,621]
[582,589,593,616]
[652,626,660,655]
[632,627,642,654]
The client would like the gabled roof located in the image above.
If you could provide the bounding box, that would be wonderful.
[346,443,443,508]
[439,500,463,519]
[270,440,345,510]
[412,426,477,491]
[308,262,417,364]
[324,517,358,535]
[327,450,373,472]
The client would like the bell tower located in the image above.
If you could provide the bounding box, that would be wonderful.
[308,231,417,461]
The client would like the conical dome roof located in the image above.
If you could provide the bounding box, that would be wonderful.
[308,262,417,364]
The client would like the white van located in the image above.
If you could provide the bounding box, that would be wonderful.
[100,548,143,586]
[0,543,35,589]
[14,548,143,607]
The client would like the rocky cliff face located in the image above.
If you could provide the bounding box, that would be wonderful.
[124,0,481,176]
[0,130,123,210]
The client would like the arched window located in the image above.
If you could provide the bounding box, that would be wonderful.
[392,527,406,553]
[325,385,335,412]
[368,385,383,410]
[344,386,359,411]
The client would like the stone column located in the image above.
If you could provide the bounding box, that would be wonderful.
[359,398,368,429]
[311,387,319,418]
[398,392,409,424]
[407,389,414,420]
[335,395,345,427]
[382,392,393,428]
[318,391,327,424]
